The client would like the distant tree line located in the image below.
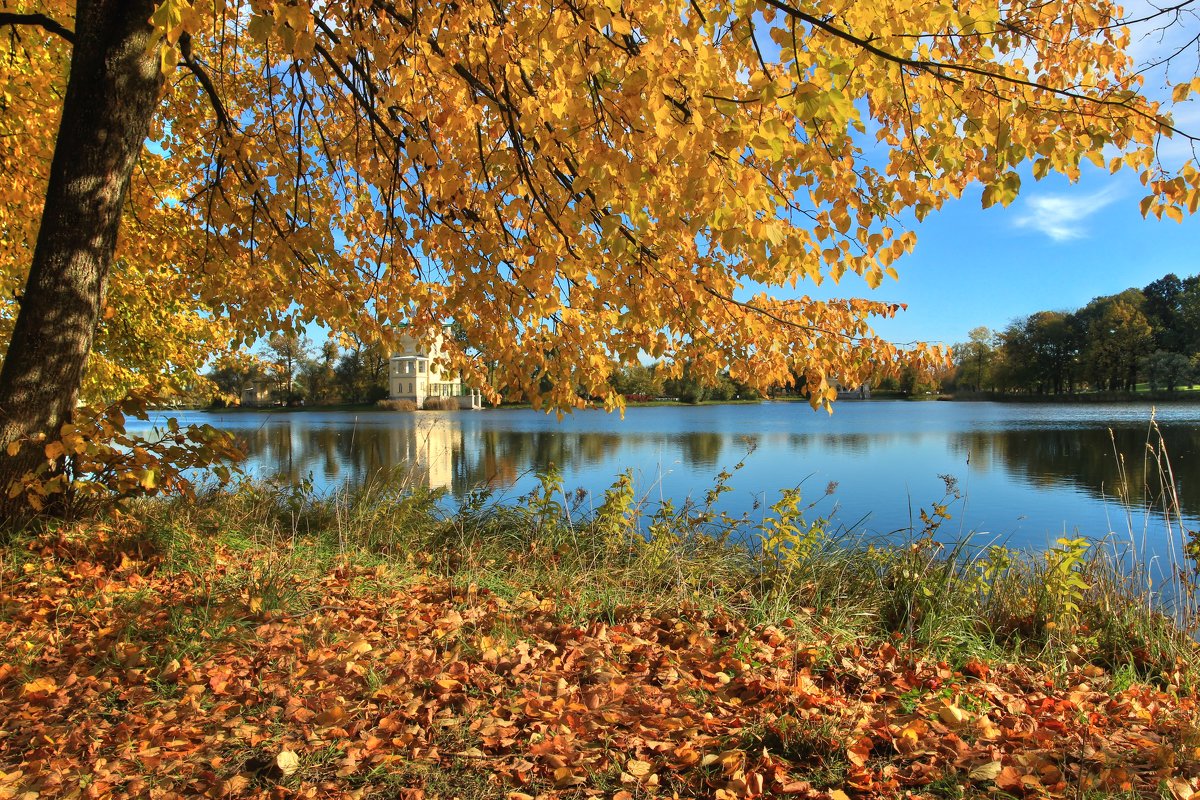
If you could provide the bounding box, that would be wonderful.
[206,333,393,406]
[945,272,1200,395]
[607,362,763,404]
[208,270,1200,408]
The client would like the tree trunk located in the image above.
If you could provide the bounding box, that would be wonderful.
[0,0,161,520]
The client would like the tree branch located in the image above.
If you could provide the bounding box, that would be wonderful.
[178,33,231,134]
[0,12,75,44]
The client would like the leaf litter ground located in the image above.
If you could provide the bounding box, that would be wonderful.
[1,526,1198,800]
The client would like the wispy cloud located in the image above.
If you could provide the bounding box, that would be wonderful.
[1013,188,1119,241]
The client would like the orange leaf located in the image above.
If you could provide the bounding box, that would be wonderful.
[996,766,1024,791]
[21,676,57,695]
[846,736,873,766]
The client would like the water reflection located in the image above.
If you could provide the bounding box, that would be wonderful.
[147,403,1200,547]
[234,418,715,495]
[953,424,1200,515]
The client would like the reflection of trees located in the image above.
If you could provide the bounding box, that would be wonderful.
[232,418,790,497]
[465,430,623,488]
[681,433,723,467]
[786,432,893,455]
[234,420,630,495]
[956,425,1200,518]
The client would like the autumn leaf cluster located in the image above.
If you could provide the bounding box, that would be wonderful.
[4,0,1196,410]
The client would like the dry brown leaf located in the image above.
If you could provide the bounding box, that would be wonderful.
[846,736,873,767]
[314,707,345,726]
[1165,777,1195,800]
[996,766,1024,792]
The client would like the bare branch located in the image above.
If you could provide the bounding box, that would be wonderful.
[0,12,75,45]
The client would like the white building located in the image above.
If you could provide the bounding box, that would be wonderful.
[240,379,273,407]
[388,329,482,408]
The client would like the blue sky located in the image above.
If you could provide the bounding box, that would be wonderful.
[849,162,1200,348]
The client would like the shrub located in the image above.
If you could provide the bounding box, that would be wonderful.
[423,397,457,410]
[376,399,416,411]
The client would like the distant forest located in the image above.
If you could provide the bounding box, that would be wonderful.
[940,271,1200,396]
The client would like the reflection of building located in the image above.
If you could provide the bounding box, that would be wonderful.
[388,329,482,409]
[241,379,272,406]
[396,417,462,491]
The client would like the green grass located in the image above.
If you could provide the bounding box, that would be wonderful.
[87,458,1196,687]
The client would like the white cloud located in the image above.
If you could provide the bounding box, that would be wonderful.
[1013,188,1120,241]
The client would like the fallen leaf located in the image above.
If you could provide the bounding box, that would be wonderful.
[552,767,584,787]
[896,719,929,754]
[846,736,873,766]
[315,706,346,726]
[936,698,971,728]
[968,760,1003,781]
[996,766,1024,792]
[276,749,301,777]
[21,676,56,695]
[1165,777,1195,800]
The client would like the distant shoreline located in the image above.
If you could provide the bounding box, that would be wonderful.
[168,390,1200,415]
[947,390,1200,404]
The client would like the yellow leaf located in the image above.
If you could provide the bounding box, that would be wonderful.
[247,13,273,42]
[936,699,971,728]
[552,766,584,787]
[968,760,1003,781]
[276,749,301,777]
[137,468,158,490]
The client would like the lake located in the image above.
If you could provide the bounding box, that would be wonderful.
[137,401,1199,560]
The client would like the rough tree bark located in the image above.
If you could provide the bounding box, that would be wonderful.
[0,0,161,520]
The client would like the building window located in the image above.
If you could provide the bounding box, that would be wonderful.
[407,381,413,393]
[418,362,425,373]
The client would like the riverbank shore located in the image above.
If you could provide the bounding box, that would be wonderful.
[3,484,1198,798]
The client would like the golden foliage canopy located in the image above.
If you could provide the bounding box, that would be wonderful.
[1,0,1196,408]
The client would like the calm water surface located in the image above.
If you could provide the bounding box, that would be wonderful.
[139,401,1199,557]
